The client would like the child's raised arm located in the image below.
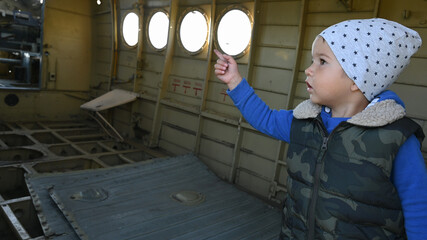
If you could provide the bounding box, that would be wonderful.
[213,49,243,91]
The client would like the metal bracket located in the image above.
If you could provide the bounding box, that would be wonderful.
[80,89,138,142]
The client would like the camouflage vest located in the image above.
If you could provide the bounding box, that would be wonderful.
[280,99,424,240]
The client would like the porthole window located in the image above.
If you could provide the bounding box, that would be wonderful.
[216,8,252,57]
[122,12,139,47]
[178,9,208,54]
[148,11,169,50]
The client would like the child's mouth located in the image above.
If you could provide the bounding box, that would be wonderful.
[306,82,313,91]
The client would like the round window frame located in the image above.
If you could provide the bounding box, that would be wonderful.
[214,6,253,58]
[120,11,140,48]
[176,8,209,56]
[146,9,170,52]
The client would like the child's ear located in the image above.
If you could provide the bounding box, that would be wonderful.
[350,82,360,92]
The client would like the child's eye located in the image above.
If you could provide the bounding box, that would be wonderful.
[320,58,326,65]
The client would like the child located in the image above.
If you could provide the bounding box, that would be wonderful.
[214,18,427,239]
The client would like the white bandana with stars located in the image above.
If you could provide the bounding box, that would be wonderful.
[320,18,422,101]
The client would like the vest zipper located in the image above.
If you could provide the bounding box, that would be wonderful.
[307,136,328,240]
[307,119,348,239]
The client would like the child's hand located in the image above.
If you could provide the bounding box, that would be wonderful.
[214,49,242,91]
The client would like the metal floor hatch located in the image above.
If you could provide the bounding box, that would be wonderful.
[0,120,166,239]
[26,154,281,240]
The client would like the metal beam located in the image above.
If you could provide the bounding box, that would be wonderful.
[194,1,216,155]
[134,0,145,94]
[373,0,381,17]
[149,0,179,147]
[270,0,308,201]
[0,194,31,240]
[229,0,261,183]
[109,0,119,91]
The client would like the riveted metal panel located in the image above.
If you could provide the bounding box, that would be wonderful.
[199,154,230,180]
[307,12,374,26]
[163,91,202,108]
[397,58,427,87]
[207,80,237,106]
[413,28,427,57]
[44,5,92,91]
[170,58,207,80]
[379,0,427,27]
[161,107,199,132]
[141,53,166,73]
[140,71,161,89]
[204,101,242,120]
[259,1,301,25]
[95,48,112,62]
[47,0,92,15]
[254,47,297,69]
[238,150,275,182]
[94,12,112,24]
[119,0,138,9]
[236,167,271,197]
[241,130,279,160]
[389,84,427,119]
[257,25,299,47]
[303,26,325,49]
[199,138,234,167]
[202,119,237,144]
[0,92,85,122]
[134,100,156,130]
[159,124,196,152]
[94,61,111,77]
[116,66,135,83]
[256,89,289,110]
[118,51,137,68]
[252,66,293,94]
[25,155,281,239]
[95,22,112,37]
[308,0,376,12]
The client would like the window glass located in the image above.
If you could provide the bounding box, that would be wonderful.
[148,11,169,50]
[122,12,139,47]
[179,10,208,53]
[217,9,252,56]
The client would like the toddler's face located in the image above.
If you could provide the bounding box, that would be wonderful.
[304,36,355,108]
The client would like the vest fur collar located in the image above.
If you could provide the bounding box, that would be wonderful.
[293,99,406,127]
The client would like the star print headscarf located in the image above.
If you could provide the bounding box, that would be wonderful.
[320,18,422,101]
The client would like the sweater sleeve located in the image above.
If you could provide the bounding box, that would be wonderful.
[227,78,293,143]
[391,134,427,239]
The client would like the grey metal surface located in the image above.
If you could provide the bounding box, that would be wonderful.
[26,154,281,240]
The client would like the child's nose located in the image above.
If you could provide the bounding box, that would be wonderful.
[305,65,313,76]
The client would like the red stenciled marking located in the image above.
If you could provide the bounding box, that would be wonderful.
[172,83,180,91]
[183,80,192,94]
[193,87,202,96]
[173,79,181,83]
[183,85,191,94]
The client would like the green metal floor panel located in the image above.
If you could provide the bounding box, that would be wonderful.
[26,154,281,240]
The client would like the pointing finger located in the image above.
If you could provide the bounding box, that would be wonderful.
[214,49,226,61]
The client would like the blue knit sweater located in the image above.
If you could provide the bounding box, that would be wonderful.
[228,78,427,239]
